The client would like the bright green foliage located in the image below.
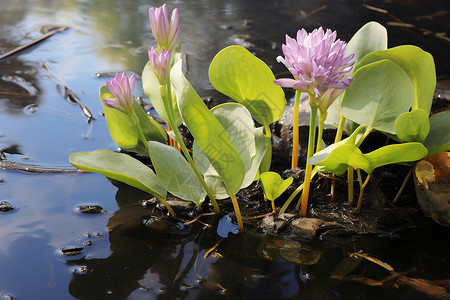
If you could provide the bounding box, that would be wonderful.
[193,104,268,199]
[326,21,388,129]
[100,85,167,156]
[353,45,436,115]
[209,45,286,129]
[148,141,206,206]
[341,59,414,134]
[69,149,166,199]
[171,61,245,195]
[142,53,183,127]
[395,109,430,143]
[309,142,428,175]
[423,110,450,156]
[260,171,293,201]
[309,125,366,175]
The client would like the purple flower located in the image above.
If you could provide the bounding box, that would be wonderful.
[149,4,180,51]
[102,72,136,114]
[274,27,355,108]
[148,47,172,84]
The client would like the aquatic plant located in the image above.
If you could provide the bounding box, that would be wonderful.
[69,1,448,233]
[274,27,355,216]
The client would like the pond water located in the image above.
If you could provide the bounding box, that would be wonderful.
[1,0,449,299]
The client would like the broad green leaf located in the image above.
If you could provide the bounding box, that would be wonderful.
[209,45,286,127]
[198,127,268,199]
[69,149,166,199]
[246,127,269,183]
[341,59,414,134]
[148,141,206,206]
[309,125,366,175]
[171,60,245,195]
[395,109,430,143]
[100,85,167,156]
[423,110,450,156]
[365,143,428,172]
[353,45,436,114]
[310,142,427,175]
[259,133,272,174]
[309,144,371,175]
[326,21,387,129]
[142,57,183,127]
[193,104,262,199]
[260,171,293,201]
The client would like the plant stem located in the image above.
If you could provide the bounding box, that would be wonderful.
[356,173,372,210]
[392,168,413,204]
[157,196,177,217]
[164,82,220,213]
[331,114,346,201]
[348,166,354,206]
[271,201,277,214]
[299,105,318,217]
[230,193,244,231]
[278,166,318,215]
[316,111,325,153]
[334,114,346,143]
[356,168,363,188]
[291,91,301,169]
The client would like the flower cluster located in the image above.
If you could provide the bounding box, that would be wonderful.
[149,3,180,51]
[274,27,354,111]
[102,72,136,114]
[148,47,172,84]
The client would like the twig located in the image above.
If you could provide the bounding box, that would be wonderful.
[204,238,224,259]
[350,250,394,271]
[392,168,413,204]
[183,212,216,225]
[0,160,84,174]
[0,26,69,61]
[43,63,95,123]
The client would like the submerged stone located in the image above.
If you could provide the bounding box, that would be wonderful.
[77,205,103,214]
[0,201,14,212]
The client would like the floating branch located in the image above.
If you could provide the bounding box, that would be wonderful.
[43,63,95,123]
[0,160,84,174]
[0,26,69,61]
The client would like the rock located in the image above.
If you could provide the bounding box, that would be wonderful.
[0,201,14,212]
[77,205,103,214]
[60,246,84,256]
[260,215,290,235]
[290,218,325,241]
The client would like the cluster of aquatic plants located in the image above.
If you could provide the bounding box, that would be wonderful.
[70,4,449,231]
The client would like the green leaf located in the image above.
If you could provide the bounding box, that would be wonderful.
[326,21,387,130]
[209,45,286,127]
[192,103,263,199]
[341,59,414,134]
[260,171,293,201]
[365,143,428,172]
[197,127,268,199]
[353,45,436,115]
[69,149,166,199]
[142,59,183,127]
[245,127,269,183]
[423,110,450,156]
[171,60,245,195]
[310,142,428,175]
[308,125,367,175]
[100,85,167,155]
[395,109,430,143]
[148,141,206,206]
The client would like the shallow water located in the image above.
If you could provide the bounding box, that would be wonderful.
[1,0,449,299]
